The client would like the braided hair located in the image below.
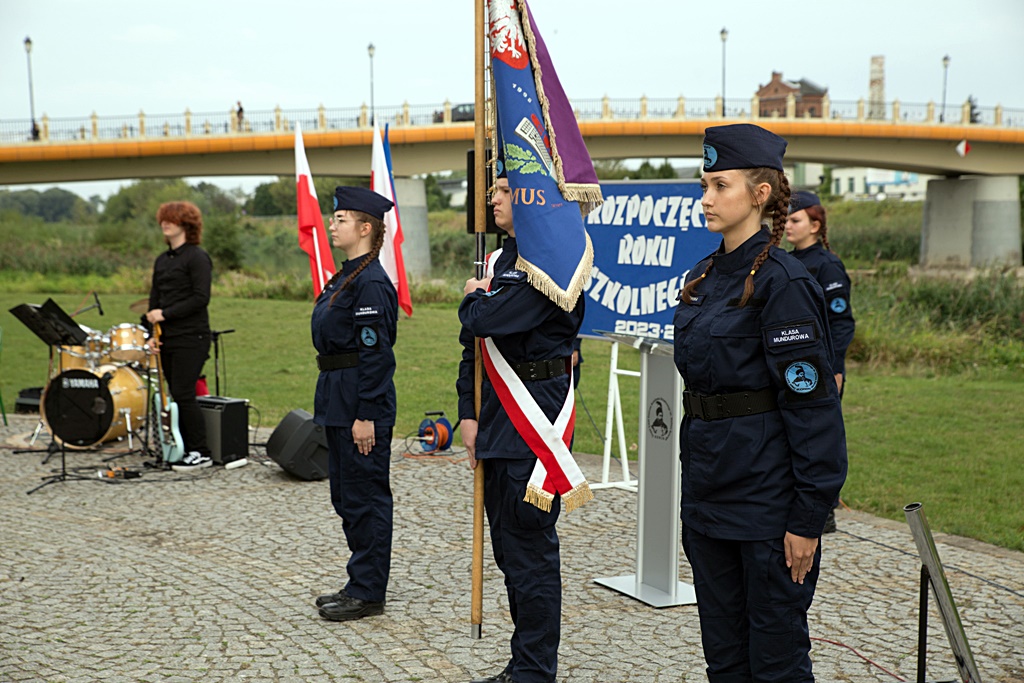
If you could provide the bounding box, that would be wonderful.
[802,203,831,252]
[679,168,791,308]
[327,211,387,307]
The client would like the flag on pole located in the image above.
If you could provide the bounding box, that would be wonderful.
[370,121,413,317]
[488,0,603,311]
[294,123,336,297]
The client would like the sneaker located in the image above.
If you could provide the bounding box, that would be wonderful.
[318,595,385,621]
[315,589,348,608]
[172,451,213,472]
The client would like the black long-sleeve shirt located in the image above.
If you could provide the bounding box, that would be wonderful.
[146,243,212,341]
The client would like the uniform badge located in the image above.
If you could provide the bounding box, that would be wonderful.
[702,143,718,169]
[784,361,819,394]
[360,326,378,347]
[830,297,848,313]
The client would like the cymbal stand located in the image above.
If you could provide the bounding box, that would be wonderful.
[26,439,92,495]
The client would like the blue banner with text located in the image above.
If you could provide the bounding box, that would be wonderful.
[581,180,719,342]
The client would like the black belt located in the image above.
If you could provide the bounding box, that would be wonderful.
[683,388,777,421]
[316,352,359,371]
[510,357,569,381]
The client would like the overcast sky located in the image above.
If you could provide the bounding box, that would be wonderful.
[3,0,1023,198]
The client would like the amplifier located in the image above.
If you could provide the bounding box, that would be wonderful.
[197,396,249,464]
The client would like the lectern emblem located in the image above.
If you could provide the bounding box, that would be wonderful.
[647,398,671,440]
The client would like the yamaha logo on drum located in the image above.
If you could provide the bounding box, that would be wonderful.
[62,377,100,390]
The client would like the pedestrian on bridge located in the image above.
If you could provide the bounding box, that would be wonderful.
[673,123,848,682]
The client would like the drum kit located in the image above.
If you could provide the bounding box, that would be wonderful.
[11,297,164,453]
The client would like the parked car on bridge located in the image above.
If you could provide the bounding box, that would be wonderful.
[433,103,475,123]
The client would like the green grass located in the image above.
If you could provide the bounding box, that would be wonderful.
[3,292,1023,552]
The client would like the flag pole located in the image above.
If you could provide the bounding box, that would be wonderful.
[470,0,487,641]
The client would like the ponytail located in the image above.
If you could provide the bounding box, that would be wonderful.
[803,204,830,252]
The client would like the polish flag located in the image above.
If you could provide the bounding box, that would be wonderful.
[370,121,413,316]
[294,122,336,297]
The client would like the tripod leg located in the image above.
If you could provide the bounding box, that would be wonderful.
[29,419,44,446]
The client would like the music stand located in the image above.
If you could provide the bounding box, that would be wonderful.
[9,300,97,493]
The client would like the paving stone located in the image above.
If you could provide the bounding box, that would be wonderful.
[1,414,1022,681]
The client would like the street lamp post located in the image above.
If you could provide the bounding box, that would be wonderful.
[720,28,728,117]
[24,36,37,138]
[367,43,376,126]
[940,54,950,123]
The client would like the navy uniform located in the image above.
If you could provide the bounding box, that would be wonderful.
[674,125,847,682]
[457,237,584,683]
[312,187,398,621]
[788,191,856,383]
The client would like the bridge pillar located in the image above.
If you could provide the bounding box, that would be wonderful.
[392,177,431,278]
[921,175,1022,268]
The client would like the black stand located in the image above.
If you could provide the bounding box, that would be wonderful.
[26,440,93,495]
[210,328,235,396]
[915,565,959,683]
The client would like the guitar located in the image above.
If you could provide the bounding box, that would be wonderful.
[151,322,185,464]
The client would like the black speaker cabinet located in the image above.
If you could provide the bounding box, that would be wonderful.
[266,409,329,481]
[197,396,249,464]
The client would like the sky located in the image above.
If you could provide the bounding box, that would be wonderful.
[3,0,1023,199]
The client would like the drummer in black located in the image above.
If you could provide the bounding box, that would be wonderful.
[457,170,585,683]
[145,200,213,472]
[312,187,398,622]
[673,124,847,682]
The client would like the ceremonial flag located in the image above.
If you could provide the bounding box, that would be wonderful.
[370,121,413,317]
[488,0,602,311]
[294,123,335,297]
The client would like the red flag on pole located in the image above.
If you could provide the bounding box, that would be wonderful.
[295,123,336,297]
[371,122,413,317]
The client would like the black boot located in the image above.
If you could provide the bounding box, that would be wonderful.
[315,589,347,608]
[318,594,384,621]
[469,672,515,683]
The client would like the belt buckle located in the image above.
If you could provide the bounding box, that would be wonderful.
[699,394,713,420]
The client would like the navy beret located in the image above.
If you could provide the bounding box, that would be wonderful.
[333,186,394,220]
[790,190,821,213]
[702,124,787,173]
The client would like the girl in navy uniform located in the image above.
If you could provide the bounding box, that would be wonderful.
[673,124,847,682]
[311,186,398,622]
[786,191,854,534]
[786,190,855,395]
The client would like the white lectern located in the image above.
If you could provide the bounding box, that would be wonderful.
[594,332,696,608]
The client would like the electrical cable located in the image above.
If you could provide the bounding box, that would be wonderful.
[809,637,907,681]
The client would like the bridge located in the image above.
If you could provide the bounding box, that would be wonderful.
[2,96,1024,185]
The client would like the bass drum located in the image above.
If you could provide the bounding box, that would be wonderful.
[42,365,147,449]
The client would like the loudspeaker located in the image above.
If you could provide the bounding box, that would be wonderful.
[266,409,329,481]
[198,396,249,464]
[465,148,501,235]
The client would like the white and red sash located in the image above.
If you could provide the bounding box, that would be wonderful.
[478,248,593,512]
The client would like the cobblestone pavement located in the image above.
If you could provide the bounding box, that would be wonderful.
[1,413,1022,682]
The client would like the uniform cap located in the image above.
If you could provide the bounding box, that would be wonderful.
[790,190,821,213]
[702,124,787,173]
[333,186,394,220]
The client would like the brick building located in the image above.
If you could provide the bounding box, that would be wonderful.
[755,72,827,118]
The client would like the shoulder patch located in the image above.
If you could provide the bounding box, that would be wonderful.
[784,360,819,394]
[764,321,818,349]
[359,325,379,347]
[829,297,848,313]
[496,269,525,281]
[825,281,844,292]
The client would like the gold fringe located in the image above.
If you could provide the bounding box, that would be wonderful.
[561,481,594,513]
[516,231,594,312]
[519,1,603,211]
[525,484,554,512]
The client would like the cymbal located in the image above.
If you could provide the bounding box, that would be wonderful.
[129,298,149,315]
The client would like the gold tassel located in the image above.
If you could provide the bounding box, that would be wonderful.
[516,232,594,312]
[562,481,594,513]
[524,484,555,512]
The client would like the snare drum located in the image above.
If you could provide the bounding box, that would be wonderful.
[42,364,147,449]
[108,323,149,363]
[55,328,110,374]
